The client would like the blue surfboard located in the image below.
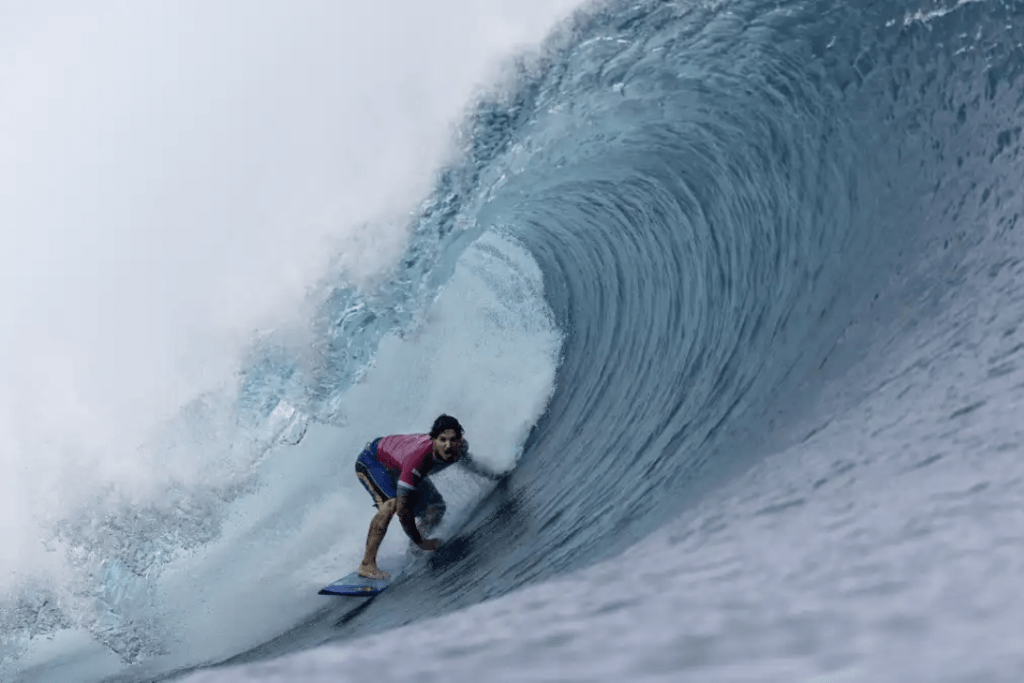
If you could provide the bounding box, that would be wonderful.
[319,571,391,597]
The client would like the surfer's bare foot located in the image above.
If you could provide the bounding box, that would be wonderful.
[357,562,390,580]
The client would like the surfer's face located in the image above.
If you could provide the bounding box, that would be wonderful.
[432,429,461,462]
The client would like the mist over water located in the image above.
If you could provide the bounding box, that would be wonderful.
[5,0,1024,681]
[0,2,577,680]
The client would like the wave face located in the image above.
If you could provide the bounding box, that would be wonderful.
[8,0,1024,680]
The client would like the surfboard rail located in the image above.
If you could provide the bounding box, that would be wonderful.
[319,571,392,597]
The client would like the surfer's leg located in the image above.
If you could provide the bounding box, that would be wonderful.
[359,498,397,579]
[355,440,400,579]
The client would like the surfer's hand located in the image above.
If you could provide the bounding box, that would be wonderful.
[417,538,441,551]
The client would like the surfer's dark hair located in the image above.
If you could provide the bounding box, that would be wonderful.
[430,414,463,439]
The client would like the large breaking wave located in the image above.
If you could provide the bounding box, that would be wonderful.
[3,0,1024,680]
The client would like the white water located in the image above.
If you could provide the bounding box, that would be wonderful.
[0,3,578,681]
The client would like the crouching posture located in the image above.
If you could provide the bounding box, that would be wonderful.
[354,414,499,579]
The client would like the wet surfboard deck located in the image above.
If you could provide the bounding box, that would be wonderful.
[319,571,391,597]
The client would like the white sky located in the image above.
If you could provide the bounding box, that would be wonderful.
[0,0,585,580]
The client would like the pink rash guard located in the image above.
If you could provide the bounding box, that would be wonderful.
[375,434,435,495]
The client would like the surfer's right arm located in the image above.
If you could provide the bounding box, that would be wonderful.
[396,493,440,550]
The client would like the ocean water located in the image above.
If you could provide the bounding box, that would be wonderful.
[3,0,1024,681]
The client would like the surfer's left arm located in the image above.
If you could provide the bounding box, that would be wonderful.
[458,451,505,481]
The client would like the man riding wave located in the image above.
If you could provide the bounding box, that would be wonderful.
[354,414,500,579]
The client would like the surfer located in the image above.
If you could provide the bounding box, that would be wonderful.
[354,414,501,579]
